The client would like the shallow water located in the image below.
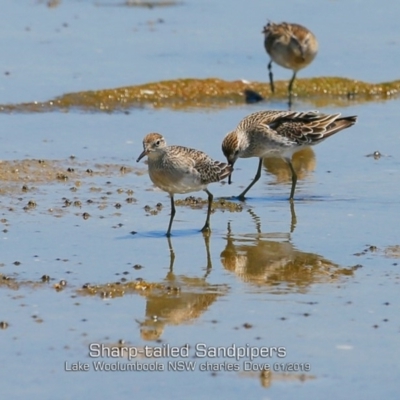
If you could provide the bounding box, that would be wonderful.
[1,1,400,399]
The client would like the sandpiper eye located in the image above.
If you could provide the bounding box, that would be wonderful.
[155,140,160,146]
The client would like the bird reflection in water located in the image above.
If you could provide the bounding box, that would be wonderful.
[229,147,316,202]
[139,233,228,341]
[239,367,316,388]
[263,147,316,194]
[220,210,355,294]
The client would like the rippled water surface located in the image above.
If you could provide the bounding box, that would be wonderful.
[1,1,400,399]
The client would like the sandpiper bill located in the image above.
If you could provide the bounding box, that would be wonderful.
[137,133,232,236]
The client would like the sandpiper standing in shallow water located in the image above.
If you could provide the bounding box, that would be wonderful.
[137,133,232,236]
[263,21,318,107]
[221,110,357,201]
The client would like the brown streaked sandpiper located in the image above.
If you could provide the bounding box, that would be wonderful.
[137,133,232,236]
[221,110,357,201]
[263,21,318,106]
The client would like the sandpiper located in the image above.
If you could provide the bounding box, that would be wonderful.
[137,133,232,236]
[221,110,357,201]
[263,21,318,105]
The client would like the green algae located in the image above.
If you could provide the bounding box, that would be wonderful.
[1,77,399,114]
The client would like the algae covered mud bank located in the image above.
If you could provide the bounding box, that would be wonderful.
[1,77,399,112]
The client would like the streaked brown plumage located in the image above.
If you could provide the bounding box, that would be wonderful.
[137,133,232,236]
[221,110,357,201]
[263,21,318,105]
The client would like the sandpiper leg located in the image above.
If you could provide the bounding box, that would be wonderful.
[166,195,176,237]
[286,159,298,201]
[237,158,263,201]
[288,71,297,109]
[228,172,233,185]
[201,189,213,232]
[288,71,297,95]
[268,60,275,93]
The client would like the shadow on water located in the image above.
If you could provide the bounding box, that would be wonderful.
[220,209,356,294]
[124,229,203,239]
